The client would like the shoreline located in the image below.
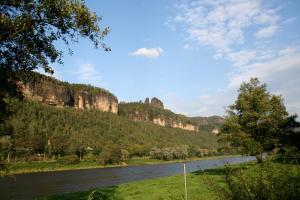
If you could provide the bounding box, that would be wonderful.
[5,155,241,176]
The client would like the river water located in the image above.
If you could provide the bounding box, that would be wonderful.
[0,156,255,200]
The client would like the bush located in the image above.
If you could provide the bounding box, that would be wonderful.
[98,146,126,165]
[212,161,300,200]
[84,153,97,162]
[57,155,80,165]
[150,146,189,161]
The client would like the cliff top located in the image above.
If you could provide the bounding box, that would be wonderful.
[118,101,196,126]
[23,72,118,101]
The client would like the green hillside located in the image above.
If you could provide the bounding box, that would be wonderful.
[6,98,217,161]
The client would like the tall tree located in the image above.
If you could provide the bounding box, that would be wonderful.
[0,0,110,173]
[219,78,288,163]
[0,0,110,122]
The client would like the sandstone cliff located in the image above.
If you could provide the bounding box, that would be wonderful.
[118,101,198,132]
[21,73,118,113]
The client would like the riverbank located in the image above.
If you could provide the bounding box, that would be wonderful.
[5,155,239,175]
[39,161,300,200]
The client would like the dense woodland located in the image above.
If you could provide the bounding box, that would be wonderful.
[2,98,218,164]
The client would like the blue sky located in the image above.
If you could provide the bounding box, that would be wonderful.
[50,0,300,117]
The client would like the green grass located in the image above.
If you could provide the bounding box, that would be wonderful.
[38,167,223,200]
[37,161,300,200]
[6,155,238,175]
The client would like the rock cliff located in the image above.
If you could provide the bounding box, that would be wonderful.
[21,73,118,113]
[118,101,198,132]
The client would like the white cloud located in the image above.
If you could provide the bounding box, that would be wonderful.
[228,50,300,88]
[228,50,256,66]
[73,62,102,86]
[168,1,300,117]
[163,48,300,117]
[129,47,164,58]
[255,25,278,39]
[172,0,280,66]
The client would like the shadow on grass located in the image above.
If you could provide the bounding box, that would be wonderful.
[41,186,122,200]
[192,164,250,176]
[192,167,227,176]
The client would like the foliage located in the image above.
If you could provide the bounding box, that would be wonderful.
[57,155,80,165]
[218,78,288,162]
[150,146,189,161]
[0,0,110,173]
[278,115,300,151]
[1,0,110,74]
[213,161,300,200]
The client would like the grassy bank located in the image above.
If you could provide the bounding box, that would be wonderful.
[5,155,238,175]
[38,161,300,200]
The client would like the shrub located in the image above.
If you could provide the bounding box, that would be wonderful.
[57,155,80,165]
[98,146,124,165]
[150,146,189,161]
[212,161,300,200]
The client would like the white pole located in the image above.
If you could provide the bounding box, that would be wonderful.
[184,163,187,200]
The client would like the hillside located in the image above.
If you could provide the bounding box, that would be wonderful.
[119,101,198,131]
[190,116,224,133]
[6,98,218,160]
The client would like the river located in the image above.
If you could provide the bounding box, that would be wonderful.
[0,156,255,200]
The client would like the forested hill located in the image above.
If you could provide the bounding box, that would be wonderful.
[6,98,218,159]
[118,101,199,131]
[19,73,224,132]
[190,116,224,132]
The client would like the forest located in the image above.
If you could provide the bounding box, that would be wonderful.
[1,98,218,165]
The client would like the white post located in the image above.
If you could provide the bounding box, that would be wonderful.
[184,163,187,200]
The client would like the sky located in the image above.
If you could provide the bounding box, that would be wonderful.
[49,0,300,117]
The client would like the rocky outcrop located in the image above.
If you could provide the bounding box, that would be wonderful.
[21,75,118,113]
[153,117,166,126]
[171,121,198,131]
[119,101,198,132]
[150,97,164,109]
[152,116,198,131]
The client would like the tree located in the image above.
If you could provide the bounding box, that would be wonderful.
[0,0,110,132]
[0,0,110,173]
[218,78,288,163]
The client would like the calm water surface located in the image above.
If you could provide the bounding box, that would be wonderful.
[0,156,255,200]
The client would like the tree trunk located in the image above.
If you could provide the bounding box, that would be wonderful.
[256,152,263,163]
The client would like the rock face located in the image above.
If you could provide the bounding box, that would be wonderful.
[211,128,219,135]
[171,121,198,131]
[152,117,166,127]
[152,116,198,131]
[21,75,118,113]
[150,97,164,109]
[118,103,198,132]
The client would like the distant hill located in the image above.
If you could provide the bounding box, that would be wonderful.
[190,116,224,132]
[119,100,198,131]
